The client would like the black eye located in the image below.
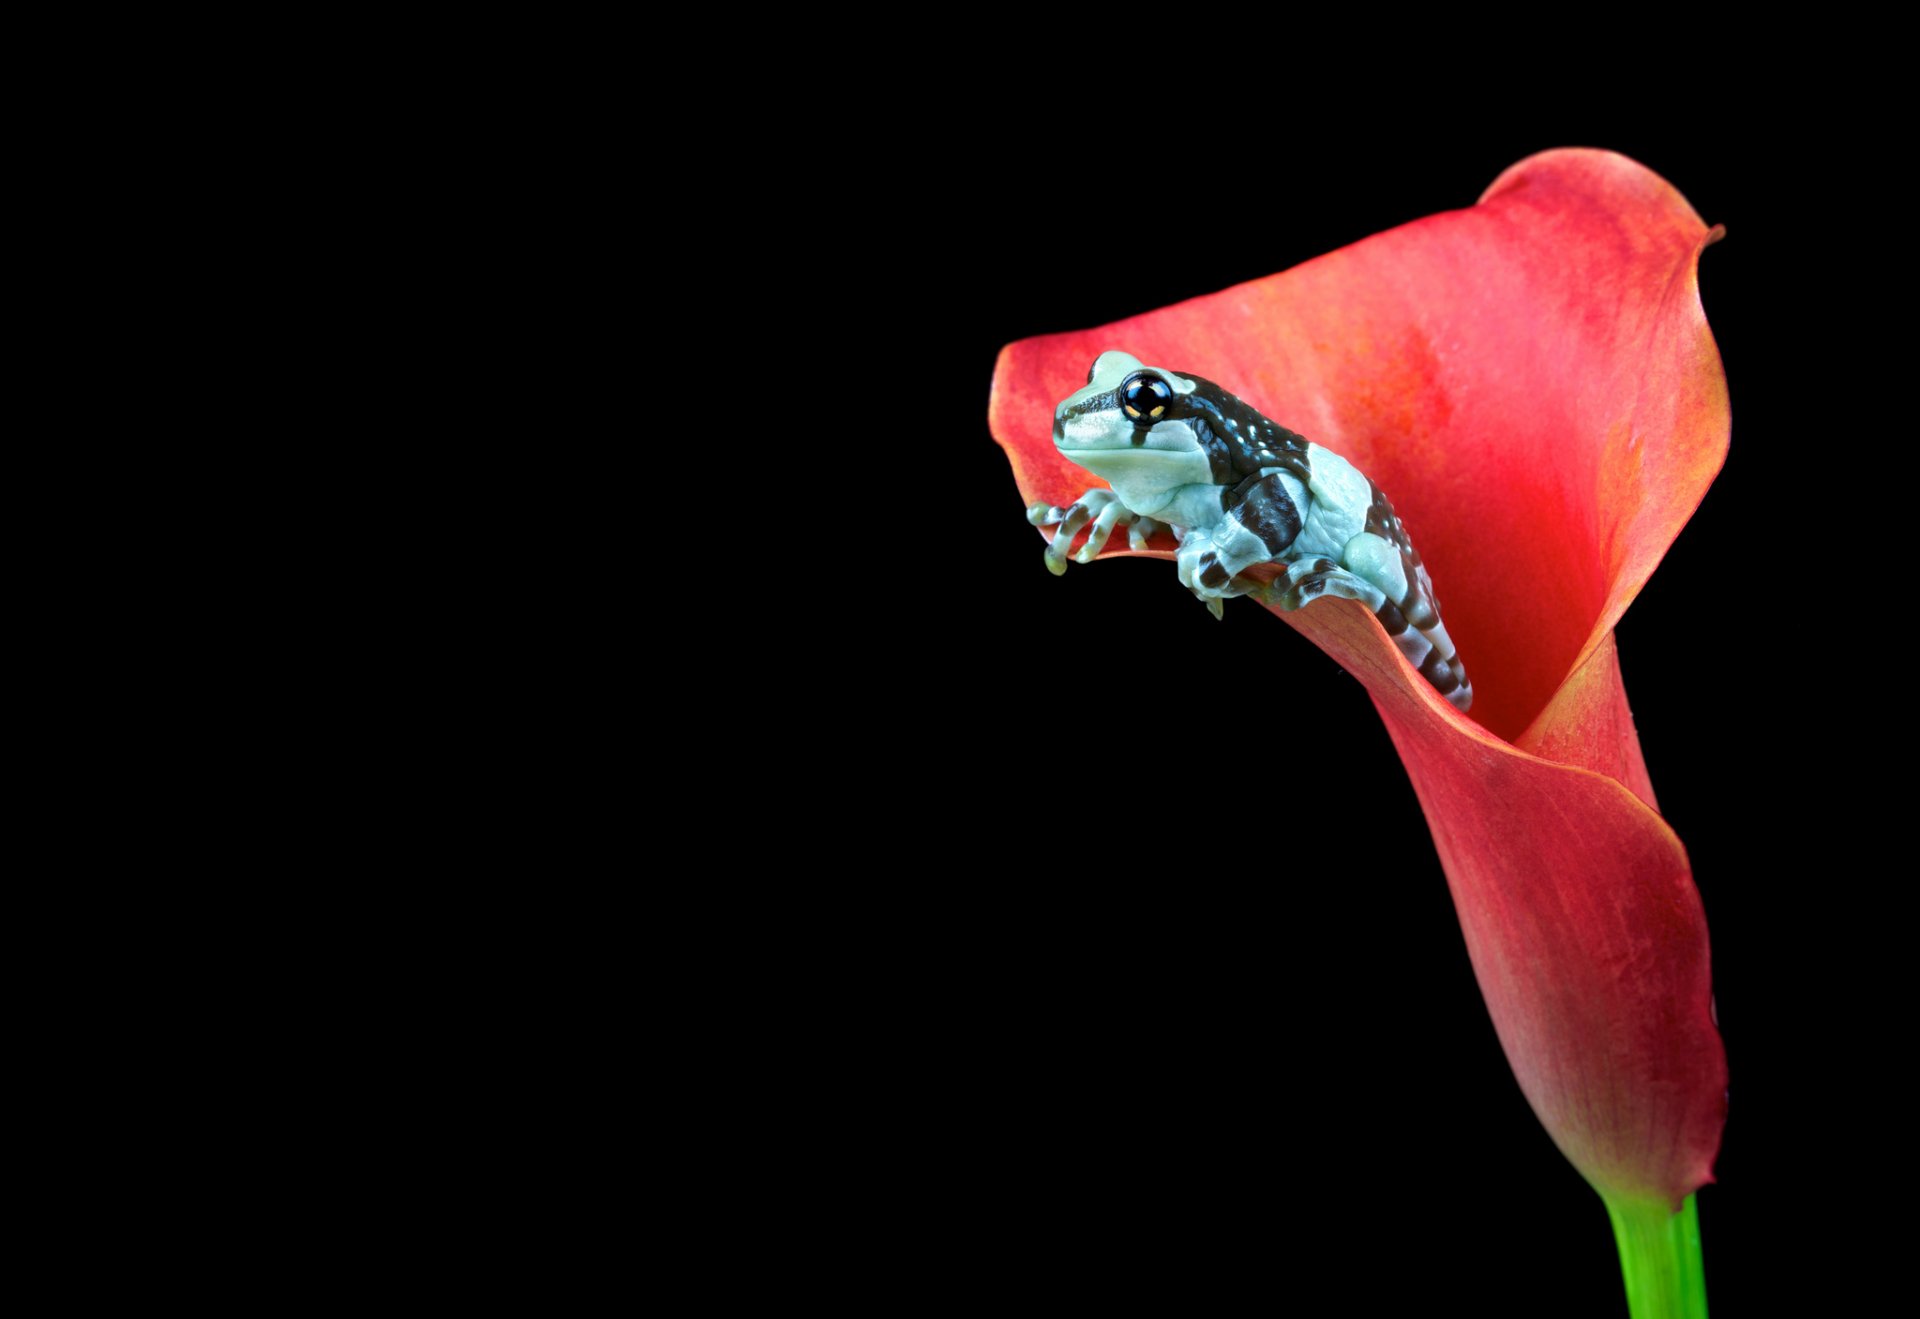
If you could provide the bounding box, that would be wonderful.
[1121,372,1173,423]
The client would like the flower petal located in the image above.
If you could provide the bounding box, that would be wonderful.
[1286,595,1725,1208]
[988,149,1729,1208]
[990,149,1729,745]
[1516,632,1657,810]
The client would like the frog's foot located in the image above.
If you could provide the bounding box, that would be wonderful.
[1175,526,1267,604]
[1027,492,1163,574]
[1126,515,1168,550]
[1255,558,1388,613]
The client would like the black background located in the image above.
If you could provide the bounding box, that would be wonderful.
[828,102,1873,1313]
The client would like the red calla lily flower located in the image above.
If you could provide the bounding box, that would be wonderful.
[988,150,1728,1217]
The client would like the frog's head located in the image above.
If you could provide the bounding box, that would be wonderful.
[1052,351,1216,504]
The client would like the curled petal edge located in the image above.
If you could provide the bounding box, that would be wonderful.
[989,149,1731,1209]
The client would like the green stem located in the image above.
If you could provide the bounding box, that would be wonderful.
[1604,1193,1707,1319]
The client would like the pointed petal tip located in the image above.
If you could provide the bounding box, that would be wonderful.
[1478,147,1712,231]
[993,148,1730,743]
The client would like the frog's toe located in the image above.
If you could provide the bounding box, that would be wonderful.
[1073,500,1129,563]
[1263,558,1387,613]
[1179,545,1238,599]
[1026,501,1056,526]
[1127,517,1165,551]
[1042,501,1096,574]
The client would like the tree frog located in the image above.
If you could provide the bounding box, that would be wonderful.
[1029,350,1472,712]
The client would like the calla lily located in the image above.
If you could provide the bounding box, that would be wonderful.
[989,150,1728,1312]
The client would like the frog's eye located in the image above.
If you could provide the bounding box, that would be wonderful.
[1121,373,1173,423]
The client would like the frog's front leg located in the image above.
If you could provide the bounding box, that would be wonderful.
[1175,472,1304,603]
[1174,524,1269,602]
[1026,490,1166,574]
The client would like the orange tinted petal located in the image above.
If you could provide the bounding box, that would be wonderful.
[992,149,1728,744]
[988,149,1729,1208]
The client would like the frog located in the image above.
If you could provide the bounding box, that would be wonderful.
[1027,350,1472,712]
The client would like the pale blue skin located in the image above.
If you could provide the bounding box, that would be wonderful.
[1028,351,1472,711]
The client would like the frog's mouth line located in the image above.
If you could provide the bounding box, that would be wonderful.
[1058,444,1197,460]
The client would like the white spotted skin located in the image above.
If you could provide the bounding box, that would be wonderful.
[1051,355,1352,574]
[1041,351,1472,711]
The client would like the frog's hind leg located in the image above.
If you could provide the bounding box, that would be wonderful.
[1259,557,1388,613]
[1372,591,1473,712]
[1340,531,1472,712]
[1257,542,1472,713]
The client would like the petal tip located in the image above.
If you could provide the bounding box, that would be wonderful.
[1478,147,1712,237]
